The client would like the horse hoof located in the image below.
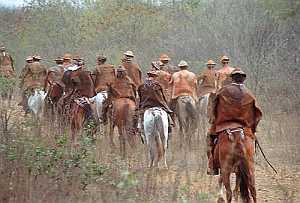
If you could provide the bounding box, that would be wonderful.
[217,197,225,203]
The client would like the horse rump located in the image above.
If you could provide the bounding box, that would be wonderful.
[144,108,168,167]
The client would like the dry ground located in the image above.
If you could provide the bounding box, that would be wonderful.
[1,100,299,203]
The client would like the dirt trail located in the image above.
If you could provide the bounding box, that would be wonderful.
[3,100,299,202]
[86,129,300,203]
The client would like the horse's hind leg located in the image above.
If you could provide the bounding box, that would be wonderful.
[222,171,232,203]
[249,170,257,203]
[108,120,115,148]
[119,133,126,159]
[217,175,225,203]
[233,172,240,201]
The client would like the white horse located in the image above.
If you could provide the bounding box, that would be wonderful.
[89,91,107,123]
[144,107,168,168]
[28,89,47,120]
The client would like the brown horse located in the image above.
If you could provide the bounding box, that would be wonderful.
[108,97,137,158]
[67,68,96,145]
[214,128,256,203]
[44,81,64,122]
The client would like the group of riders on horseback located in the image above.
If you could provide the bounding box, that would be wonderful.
[1,45,263,202]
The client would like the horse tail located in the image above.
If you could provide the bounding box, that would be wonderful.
[153,112,164,162]
[186,99,197,119]
[237,144,251,202]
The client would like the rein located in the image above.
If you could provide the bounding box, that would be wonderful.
[255,138,278,174]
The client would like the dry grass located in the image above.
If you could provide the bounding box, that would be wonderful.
[0,94,299,203]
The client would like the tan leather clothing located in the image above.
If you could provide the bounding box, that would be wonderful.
[217,66,235,89]
[94,63,115,93]
[170,69,198,102]
[209,83,262,134]
[121,61,142,87]
[21,61,47,90]
[154,63,178,74]
[197,68,217,97]
[73,70,95,98]
[109,76,136,101]
[155,70,172,102]
[0,54,15,78]
[138,78,172,112]
[45,65,64,90]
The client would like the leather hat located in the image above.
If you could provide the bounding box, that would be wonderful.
[124,50,134,57]
[206,59,216,65]
[159,54,170,61]
[178,60,188,67]
[26,56,33,61]
[33,55,42,60]
[54,56,63,62]
[231,68,246,77]
[220,55,230,62]
[147,71,159,76]
[97,55,107,61]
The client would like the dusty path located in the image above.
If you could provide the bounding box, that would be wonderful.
[84,130,300,203]
[2,100,299,202]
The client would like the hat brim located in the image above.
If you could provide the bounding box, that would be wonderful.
[231,72,246,77]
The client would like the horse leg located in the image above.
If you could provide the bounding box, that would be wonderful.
[108,119,115,148]
[217,174,225,203]
[179,126,184,149]
[233,172,240,201]
[163,118,168,169]
[118,129,126,159]
[249,178,256,203]
[222,171,232,203]
[249,165,257,203]
[71,108,84,147]
[148,133,155,168]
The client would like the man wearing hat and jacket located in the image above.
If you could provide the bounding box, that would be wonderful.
[62,53,74,70]
[198,59,218,97]
[158,54,179,74]
[0,46,15,79]
[121,50,142,88]
[21,55,48,91]
[101,66,137,125]
[217,55,235,89]
[44,57,65,92]
[94,55,115,93]
[19,55,47,113]
[206,69,262,175]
